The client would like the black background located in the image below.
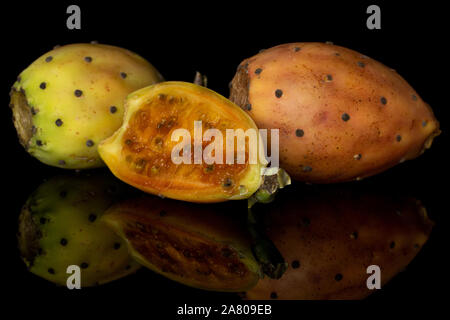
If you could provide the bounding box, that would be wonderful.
[2,1,448,318]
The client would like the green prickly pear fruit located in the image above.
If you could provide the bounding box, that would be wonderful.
[17,172,141,287]
[10,43,163,169]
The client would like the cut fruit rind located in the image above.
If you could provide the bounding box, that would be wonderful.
[102,197,262,292]
[247,209,288,279]
[248,168,291,208]
[99,82,267,203]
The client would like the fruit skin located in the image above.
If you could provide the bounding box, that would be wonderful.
[10,43,163,169]
[245,185,433,300]
[99,81,265,203]
[102,196,261,292]
[17,173,141,287]
[230,42,440,183]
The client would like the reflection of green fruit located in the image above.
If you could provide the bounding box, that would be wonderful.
[102,197,261,292]
[10,43,163,169]
[246,186,433,300]
[17,173,140,287]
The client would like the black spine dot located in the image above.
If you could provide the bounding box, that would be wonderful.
[58,160,66,166]
[396,135,402,142]
[31,107,36,115]
[380,97,387,105]
[86,140,94,147]
[354,154,362,160]
[291,260,300,269]
[275,89,283,98]
[294,47,301,52]
[60,238,68,246]
[412,94,418,101]
[223,178,233,188]
[114,242,121,250]
[357,61,365,68]
[88,214,97,222]
[335,273,343,281]
[55,119,63,127]
[255,68,262,75]
[36,140,43,146]
[341,113,350,121]
[326,74,333,81]
[74,89,83,97]
[120,72,127,79]
[422,121,428,127]
[45,56,53,62]
[40,82,46,90]
[390,241,396,249]
[350,231,358,239]
[48,268,55,274]
[270,292,278,299]
[302,165,312,172]
[60,191,67,198]
[80,262,89,269]
[244,104,252,111]
[110,106,117,114]
[84,56,92,63]
[295,129,304,137]
[40,217,47,224]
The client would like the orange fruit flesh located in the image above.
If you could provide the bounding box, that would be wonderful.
[99,82,264,202]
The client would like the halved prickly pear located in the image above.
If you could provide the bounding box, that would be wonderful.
[98,82,267,203]
[101,196,262,292]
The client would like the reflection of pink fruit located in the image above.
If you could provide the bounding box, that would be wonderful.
[246,188,433,300]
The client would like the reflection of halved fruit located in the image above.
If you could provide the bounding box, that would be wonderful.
[102,196,262,292]
[99,82,266,203]
[246,186,433,300]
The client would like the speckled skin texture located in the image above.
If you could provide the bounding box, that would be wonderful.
[230,42,440,183]
[10,43,163,169]
[245,188,433,300]
[17,174,141,286]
